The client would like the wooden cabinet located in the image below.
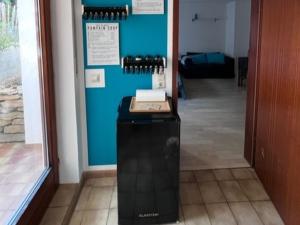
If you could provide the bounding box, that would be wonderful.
[254,0,300,224]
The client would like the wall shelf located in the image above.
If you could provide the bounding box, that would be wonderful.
[82,5,129,20]
[121,55,167,74]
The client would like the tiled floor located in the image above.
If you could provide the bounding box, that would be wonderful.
[0,143,44,224]
[39,184,78,225]
[60,168,284,225]
[179,79,249,170]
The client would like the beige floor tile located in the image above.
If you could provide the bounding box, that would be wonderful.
[180,171,196,183]
[239,180,269,201]
[0,196,16,210]
[219,181,248,202]
[213,169,234,181]
[198,181,226,204]
[85,177,116,187]
[231,168,254,180]
[0,210,13,225]
[110,186,118,209]
[0,183,27,196]
[107,208,118,225]
[194,170,216,183]
[49,185,77,207]
[249,168,259,179]
[230,202,263,225]
[9,195,26,210]
[86,187,113,210]
[81,209,109,225]
[39,207,68,225]
[252,201,284,225]
[75,186,92,211]
[180,183,202,205]
[182,204,211,225]
[179,79,248,170]
[69,211,84,225]
[0,211,4,220]
[206,203,237,225]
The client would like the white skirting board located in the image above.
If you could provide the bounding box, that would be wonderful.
[86,165,117,171]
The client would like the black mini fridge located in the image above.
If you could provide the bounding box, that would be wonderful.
[117,97,180,225]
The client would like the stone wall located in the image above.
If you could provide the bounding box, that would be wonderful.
[0,77,25,143]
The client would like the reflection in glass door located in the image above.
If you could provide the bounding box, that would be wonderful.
[0,0,49,224]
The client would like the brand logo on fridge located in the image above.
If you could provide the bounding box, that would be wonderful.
[138,213,159,218]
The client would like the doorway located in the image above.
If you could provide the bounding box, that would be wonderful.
[176,0,253,170]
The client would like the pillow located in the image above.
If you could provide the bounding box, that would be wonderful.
[206,53,225,64]
[181,55,192,65]
[187,52,203,55]
[191,54,207,64]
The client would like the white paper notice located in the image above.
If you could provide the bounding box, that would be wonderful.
[86,23,120,66]
[152,73,166,89]
[85,69,105,88]
[132,0,164,15]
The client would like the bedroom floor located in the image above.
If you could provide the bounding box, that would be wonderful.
[178,79,249,170]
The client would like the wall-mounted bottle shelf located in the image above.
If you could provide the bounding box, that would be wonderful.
[82,5,129,20]
[121,55,167,74]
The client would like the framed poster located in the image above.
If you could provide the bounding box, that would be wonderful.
[86,23,120,66]
[132,0,164,15]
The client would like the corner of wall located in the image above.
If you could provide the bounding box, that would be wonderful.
[50,0,82,183]
[73,0,89,173]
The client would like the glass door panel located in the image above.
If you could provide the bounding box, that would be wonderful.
[0,0,49,224]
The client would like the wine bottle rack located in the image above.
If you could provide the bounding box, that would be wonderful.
[82,5,129,20]
[121,55,167,74]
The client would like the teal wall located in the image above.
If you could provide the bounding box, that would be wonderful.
[82,0,168,165]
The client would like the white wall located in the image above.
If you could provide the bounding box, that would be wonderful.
[225,1,236,57]
[179,0,251,58]
[73,0,89,172]
[18,0,43,144]
[225,0,251,75]
[234,0,251,57]
[49,0,175,182]
[50,0,82,183]
[179,1,227,54]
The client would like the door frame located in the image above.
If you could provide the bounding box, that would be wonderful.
[244,0,262,165]
[17,0,59,224]
[172,0,262,166]
[172,0,179,110]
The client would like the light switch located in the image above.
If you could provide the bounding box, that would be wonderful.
[85,69,105,88]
